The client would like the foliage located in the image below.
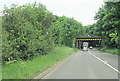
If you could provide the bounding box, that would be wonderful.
[2,46,78,79]
[2,3,84,63]
[85,2,120,50]
[2,3,54,63]
[99,47,118,55]
[51,16,84,47]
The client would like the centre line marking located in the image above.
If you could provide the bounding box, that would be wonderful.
[88,51,120,73]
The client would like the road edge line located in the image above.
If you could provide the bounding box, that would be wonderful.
[89,51,120,74]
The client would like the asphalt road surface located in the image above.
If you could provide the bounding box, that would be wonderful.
[42,49,118,79]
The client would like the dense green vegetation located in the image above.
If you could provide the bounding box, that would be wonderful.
[2,2,119,63]
[97,47,118,55]
[85,2,120,55]
[52,16,84,47]
[2,46,78,79]
[2,1,120,79]
[2,3,84,63]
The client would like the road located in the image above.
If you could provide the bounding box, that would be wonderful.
[42,49,118,79]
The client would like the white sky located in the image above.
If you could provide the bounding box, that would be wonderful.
[0,0,104,26]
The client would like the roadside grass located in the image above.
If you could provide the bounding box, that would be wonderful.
[96,47,118,55]
[2,46,79,79]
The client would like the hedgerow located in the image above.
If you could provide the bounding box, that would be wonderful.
[2,3,84,63]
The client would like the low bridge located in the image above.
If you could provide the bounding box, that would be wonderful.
[75,36,102,49]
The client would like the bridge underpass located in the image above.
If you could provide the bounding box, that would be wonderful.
[41,36,118,79]
[75,37,102,49]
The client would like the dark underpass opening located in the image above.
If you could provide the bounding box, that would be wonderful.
[75,36,102,49]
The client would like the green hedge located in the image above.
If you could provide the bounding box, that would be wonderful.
[2,3,84,63]
[2,3,54,63]
[99,47,118,55]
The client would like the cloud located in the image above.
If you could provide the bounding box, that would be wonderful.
[0,0,104,26]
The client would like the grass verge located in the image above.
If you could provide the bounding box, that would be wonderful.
[96,47,118,55]
[2,46,78,79]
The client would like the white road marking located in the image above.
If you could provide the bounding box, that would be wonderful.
[88,51,120,74]
[104,61,108,63]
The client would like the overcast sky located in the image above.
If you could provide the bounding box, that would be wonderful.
[0,0,104,26]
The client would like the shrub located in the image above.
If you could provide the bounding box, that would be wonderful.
[2,3,54,63]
